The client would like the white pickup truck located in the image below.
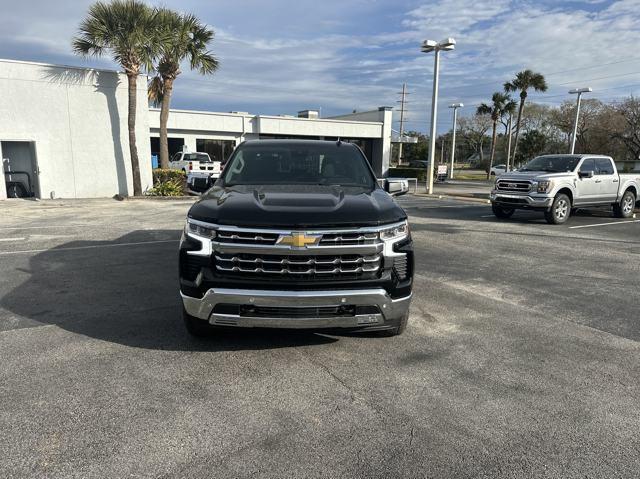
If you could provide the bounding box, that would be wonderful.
[490,154,639,224]
[169,151,221,178]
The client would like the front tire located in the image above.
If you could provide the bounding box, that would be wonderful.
[544,193,571,224]
[183,308,213,337]
[613,190,636,218]
[492,203,515,219]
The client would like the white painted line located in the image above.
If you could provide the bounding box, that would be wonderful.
[1,225,87,230]
[480,215,494,218]
[0,239,179,256]
[569,220,640,229]
[0,237,25,242]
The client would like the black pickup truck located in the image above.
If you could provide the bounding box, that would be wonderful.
[179,140,413,337]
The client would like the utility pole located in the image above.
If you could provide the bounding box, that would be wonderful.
[397,83,408,165]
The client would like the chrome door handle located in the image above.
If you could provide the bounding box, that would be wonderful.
[595,180,602,183]
[613,179,619,183]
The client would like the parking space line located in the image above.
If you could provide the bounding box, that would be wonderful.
[0,239,179,256]
[0,225,88,230]
[0,237,25,242]
[569,220,640,229]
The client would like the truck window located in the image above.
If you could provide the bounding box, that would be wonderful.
[222,143,376,188]
[595,158,614,175]
[579,159,595,173]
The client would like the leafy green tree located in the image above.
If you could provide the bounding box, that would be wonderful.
[504,70,548,164]
[73,0,158,196]
[612,96,640,160]
[477,92,513,179]
[148,8,219,169]
[515,130,547,165]
[400,131,429,165]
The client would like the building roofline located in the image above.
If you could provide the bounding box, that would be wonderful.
[0,57,146,77]
[153,107,383,125]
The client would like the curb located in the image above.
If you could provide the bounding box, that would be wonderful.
[125,195,198,201]
[413,193,491,204]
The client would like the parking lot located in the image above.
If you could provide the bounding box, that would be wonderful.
[1,195,639,478]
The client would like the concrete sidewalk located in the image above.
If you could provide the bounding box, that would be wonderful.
[412,180,493,202]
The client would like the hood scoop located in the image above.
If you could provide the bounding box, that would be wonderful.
[253,188,345,210]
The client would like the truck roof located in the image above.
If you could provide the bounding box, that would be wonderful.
[241,139,359,148]
[536,154,611,159]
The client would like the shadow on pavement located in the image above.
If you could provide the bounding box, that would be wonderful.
[1,230,337,351]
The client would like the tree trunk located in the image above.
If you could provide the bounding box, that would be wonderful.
[487,119,498,180]
[159,77,174,169]
[511,98,526,166]
[127,73,142,196]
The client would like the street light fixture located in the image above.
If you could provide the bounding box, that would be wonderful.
[569,87,592,154]
[448,103,463,180]
[421,37,456,194]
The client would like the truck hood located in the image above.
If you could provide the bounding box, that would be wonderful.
[187,184,407,228]
[498,171,573,181]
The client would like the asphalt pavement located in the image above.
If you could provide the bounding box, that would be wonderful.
[1,196,639,478]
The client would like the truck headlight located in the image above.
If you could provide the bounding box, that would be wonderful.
[537,180,553,193]
[185,219,217,239]
[380,221,409,242]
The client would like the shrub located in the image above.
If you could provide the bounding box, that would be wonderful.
[388,167,428,182]
[146,168,187,196]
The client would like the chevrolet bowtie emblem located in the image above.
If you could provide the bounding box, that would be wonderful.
[278,233,321,247]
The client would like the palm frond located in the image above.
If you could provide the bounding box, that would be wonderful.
[148,75,164,107]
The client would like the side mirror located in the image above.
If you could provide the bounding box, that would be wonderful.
[385,178,409,196]
[579,170,594,179]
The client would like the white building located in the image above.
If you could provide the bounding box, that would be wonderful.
[1,59,393,199]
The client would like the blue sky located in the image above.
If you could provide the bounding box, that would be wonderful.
[1,0,639,133]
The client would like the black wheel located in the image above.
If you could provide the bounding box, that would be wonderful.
[492,203,515,219]
[377,315,408,337]
[613,190,636,218]
[544,193,571,224]
[183,307,213,337]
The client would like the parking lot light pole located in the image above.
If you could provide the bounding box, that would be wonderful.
[569,87,592,154]
[422,37,456,194]
[448,103,463,180]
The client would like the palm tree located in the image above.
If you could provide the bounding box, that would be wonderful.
[73,0,158,196]
[502,99,517,171]
[477,92,512,179]
[504,70,548,163]
[148,9,219,169]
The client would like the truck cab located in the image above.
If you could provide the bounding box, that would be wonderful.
[490,154,639,224]
[179,140,413,337]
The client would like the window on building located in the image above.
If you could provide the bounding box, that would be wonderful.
[196,139,236,163]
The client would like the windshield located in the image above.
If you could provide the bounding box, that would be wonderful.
[184,153,211,162]
[221,143,377,188]
[520,156,580,173]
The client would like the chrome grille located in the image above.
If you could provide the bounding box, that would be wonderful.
[496,180,531,192]
[216,231,279,245]
[215,253,381,277]
[319,232,379,245]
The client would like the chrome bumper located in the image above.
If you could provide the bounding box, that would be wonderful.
[181,288,412,329]
[490,192,553,207]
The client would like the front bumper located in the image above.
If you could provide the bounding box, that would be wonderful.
[181,288,412,330]
[490,192,553,209]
